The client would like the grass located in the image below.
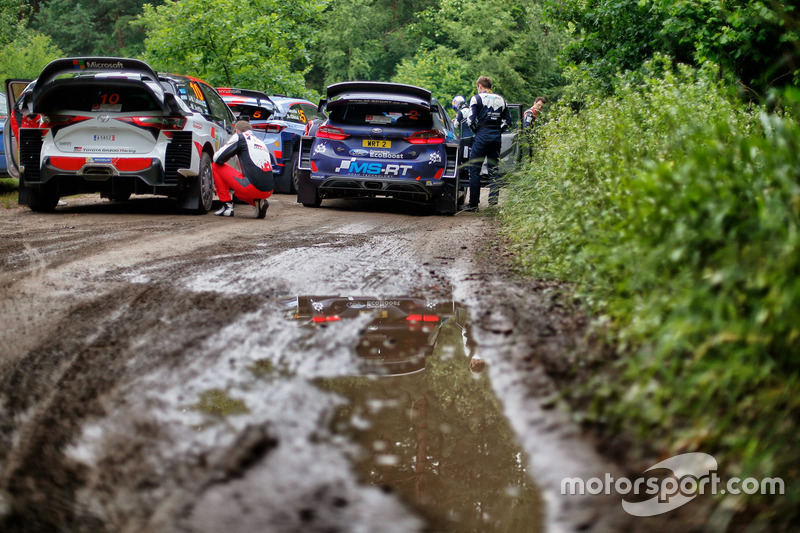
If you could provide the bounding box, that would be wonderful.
[0,177,18,209]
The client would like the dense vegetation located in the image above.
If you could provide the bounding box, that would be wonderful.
[2,0,799,528]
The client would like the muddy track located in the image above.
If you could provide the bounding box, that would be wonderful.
[0,194,700,532]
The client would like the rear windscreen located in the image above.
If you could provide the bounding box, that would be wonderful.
[328,102,432,128]
[36,83,162,113]
[228,104,272,121]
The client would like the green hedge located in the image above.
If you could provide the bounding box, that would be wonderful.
[501,64,800,526]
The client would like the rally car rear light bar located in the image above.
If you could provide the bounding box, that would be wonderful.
[21,114,91,128]
[404,130,445,144]
[315,125,350,140]
[115,116,187,130]
[252,123,286,133]
[406,314,440,322]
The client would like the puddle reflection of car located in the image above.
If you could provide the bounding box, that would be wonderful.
[285,296,467,376]
[217,88,325,194]
[4,57,235,212]
[296,82,463,214]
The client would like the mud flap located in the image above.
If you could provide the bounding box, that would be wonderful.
[435,177,459,216]
[296,169,321,207]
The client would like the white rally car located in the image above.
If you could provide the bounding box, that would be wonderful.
[4,57,235,212]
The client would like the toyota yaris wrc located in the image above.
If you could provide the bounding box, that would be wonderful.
[4,57,235,212]
[296,82,463,215]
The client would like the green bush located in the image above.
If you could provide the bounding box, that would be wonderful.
[501,63,800,526]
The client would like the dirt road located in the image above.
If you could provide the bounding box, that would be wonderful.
[0,194,690,532]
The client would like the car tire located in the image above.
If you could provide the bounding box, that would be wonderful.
[296,169,321,207]
[107,192,132,202]
[287,151,299,194]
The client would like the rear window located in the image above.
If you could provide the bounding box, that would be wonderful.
[37,82,161,113]
[328,102,432,128]
[228,104,272,121]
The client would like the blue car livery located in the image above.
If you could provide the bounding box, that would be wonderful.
[296,82,462,215]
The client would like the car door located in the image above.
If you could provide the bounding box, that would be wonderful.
[3,79,33,179]
[499,103,523,175]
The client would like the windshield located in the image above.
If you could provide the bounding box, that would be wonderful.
[36,82,162,113]
[328,103,432,128]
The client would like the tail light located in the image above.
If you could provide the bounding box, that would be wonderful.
[116,116,187,130]
[406,314,440,322]
[312,316,341,323]
[404,130,445,144]
[252,123,286,133]
[21,114,91,128]
[316,125,350,140]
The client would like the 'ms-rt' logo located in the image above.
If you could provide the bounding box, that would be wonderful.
[335,158,412,176]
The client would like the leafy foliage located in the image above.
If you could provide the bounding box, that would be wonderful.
[136,0,326,97]
[34,0,160,56]
[546,0,800,97]
[0,32,63,79]
[501,63,800,525]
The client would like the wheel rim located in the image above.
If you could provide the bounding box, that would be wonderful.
[200,157,214,210]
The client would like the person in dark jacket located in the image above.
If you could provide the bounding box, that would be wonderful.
[463,76,510,211]
[212,120,274,218]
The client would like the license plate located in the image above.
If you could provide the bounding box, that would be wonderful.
[363,139,391,149]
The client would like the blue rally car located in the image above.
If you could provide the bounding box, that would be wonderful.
[296,82,463,215]
[217,87,324,194]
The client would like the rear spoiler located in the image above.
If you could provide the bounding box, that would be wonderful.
[35,57,161,89]
[321,81,432,112]
[25,57,182,116]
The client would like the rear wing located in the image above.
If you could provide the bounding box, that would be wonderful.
[26,57,174,114]
[322,82,432,111]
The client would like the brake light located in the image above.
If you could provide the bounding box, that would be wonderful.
[312,316,341,323]
[21,114,91,128]
[116,116,187,130]
[404,130,445,144]
[316,125,350,140]
[406,314,440,322]
[251,123,286,133]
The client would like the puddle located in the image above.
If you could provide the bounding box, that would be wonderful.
[287,295,544,532]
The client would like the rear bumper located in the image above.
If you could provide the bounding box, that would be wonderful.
[312,175,449,203]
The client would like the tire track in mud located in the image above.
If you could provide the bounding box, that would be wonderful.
[0,283,266,531]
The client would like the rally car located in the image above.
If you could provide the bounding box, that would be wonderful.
[295,82,463,215]
[4,57,235,212]
[217,87,324,194]
[285,295,467,376]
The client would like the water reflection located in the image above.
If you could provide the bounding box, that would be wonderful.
[286,295,543,532]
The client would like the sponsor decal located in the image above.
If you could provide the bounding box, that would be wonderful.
[58,141,72,147]
[369,150,404,159]
[73,60,125,70]
[366,300,401,308]
[88,157,113,164]
[93,135,115,142]
[334,158,413,176]
[429,152,442,164]
[314,142,328,155]
[74,147,136,154]
[349,149,369,157]
[193,123,203,130]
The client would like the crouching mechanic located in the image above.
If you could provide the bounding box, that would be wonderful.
[212,120,274,218]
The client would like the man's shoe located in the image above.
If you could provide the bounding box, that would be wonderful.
[459,204,479,213]
[254,199,269,219]
[214,202,234,217]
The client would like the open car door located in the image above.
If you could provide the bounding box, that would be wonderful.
[3,79,33,179]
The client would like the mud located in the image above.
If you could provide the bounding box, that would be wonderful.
[0,193,703,532]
